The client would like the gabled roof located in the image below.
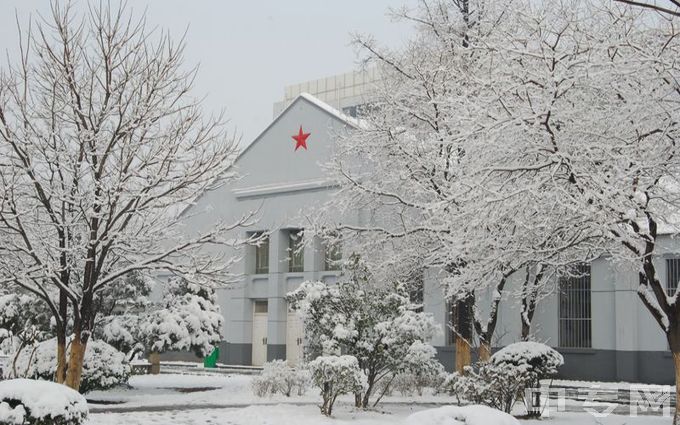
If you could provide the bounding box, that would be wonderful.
[234,92,359,164]
[179,92,357,217]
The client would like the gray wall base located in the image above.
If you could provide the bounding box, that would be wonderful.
[220,342,252,365]
[159,350,201,362]
[267,344,286,362]
[435,346,673,385]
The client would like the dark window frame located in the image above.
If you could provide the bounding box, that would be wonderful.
[666,257,680,297]
[288,229,304,273]
[254,233,269,275]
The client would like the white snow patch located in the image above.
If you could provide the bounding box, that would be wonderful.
[0,379,88,423]
[404,405,520,425]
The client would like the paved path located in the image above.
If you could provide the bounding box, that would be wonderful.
[89,399,670,417]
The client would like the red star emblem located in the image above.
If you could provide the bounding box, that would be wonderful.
[292,126,310,151]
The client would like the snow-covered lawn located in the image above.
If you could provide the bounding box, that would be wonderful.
[83,373,674,424]
[86,372,450,410]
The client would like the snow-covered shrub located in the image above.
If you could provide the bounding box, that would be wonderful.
[251,360,310,397]
[490,342,563,387]
[139,279,223,358]
[395,341,446,396]
[287,257,441,408]
[93,277,224,361]
[250,375,272,398]
[0,379,88,425]
[405,405,520,425]
[391,369,445,397]
[308,355,367,416]
[490,342,563,417]
[0,294,53,351]
[293,368,311,396]
[9,339,130,394]
[443,342,564,414]
[453,363,528,413]
[99,315,144,361]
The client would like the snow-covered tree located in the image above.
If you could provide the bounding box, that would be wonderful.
[440,1,680,421]
[0,3,253,390]
[614,0,680,16]
[287,256,441,408]
[140,278,223,357]
[316,0,595,369]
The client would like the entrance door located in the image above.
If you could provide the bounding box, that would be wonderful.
[252,301,268,366]
[286,311,304,366]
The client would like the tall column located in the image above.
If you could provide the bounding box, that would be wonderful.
[267,229,287,361]
[614,262,639,382]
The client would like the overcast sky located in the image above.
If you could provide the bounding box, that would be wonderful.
[0,1,416,147]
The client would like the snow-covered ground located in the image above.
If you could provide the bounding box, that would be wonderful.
[86,373,450,410]
[88,404,672,425]
[83,373,674,424]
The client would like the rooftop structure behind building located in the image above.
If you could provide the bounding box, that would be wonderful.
[273,69,379,118]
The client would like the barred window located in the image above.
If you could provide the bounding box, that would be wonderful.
[667,258,680,297]
[558,264,592,348]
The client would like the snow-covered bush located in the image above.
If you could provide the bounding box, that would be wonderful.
[490,342,563,387]
[452,363,528,413]
[139,279,223,358]
[405,405,520,425]
[391,369,445,397]
[250,360,310,397]
[0,379,88,425]
[287,257,441,408]
[308,355,367,416]
[8,339,130,394]
[490,342,563,417]
[93,277,224,361]
[99,315,144,360]
[0,294,53,351]
[389,343,446,397]
[443,342,564,414]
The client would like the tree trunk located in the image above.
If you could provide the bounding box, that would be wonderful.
[55,334,67,383]
[56,254,69,383]
[361,387,372,409]
[520,264,543,342]
[453,297,473,374]
[321,382,333,416]
[673,351,680,425]
[478,339,491,362]
[455,335,471,374]
[64,333,87,391]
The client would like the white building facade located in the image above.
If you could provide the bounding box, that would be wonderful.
[182,92,675,385]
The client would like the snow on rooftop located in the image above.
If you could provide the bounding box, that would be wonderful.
[296,92,362,128]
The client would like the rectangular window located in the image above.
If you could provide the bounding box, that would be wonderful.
[254,300,268,314]
[288,230,304,273]
[323,241,342,271]
[666,258,680,297]
[254,234,269,275]
[558,264,592,348]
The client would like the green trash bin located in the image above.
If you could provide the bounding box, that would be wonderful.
[203,347,219,368]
